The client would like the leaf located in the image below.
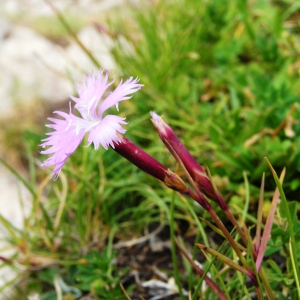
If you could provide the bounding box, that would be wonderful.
[196,243,252,278]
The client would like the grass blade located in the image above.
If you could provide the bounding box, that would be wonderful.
[264,157,300,298]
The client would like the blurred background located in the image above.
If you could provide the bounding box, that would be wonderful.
[0,0,300,299]
[0,0,126,297]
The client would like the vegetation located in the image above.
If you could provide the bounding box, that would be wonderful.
[1,0,300,299]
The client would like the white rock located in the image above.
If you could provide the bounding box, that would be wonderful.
[0,165,32,295]
[0,23,118,117]
[1,0,126,16]
[66,25,116,74]
[0,15,10,39]
[0,25,73,115]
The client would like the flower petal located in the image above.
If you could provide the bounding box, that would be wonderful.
[72,69,113,119]
[40,112,85,179]
[87,115,127,150]
[98,77,143,118]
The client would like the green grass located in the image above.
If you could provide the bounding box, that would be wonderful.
[1,0,300,299]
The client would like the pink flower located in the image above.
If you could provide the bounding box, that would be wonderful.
[40,69,143,179]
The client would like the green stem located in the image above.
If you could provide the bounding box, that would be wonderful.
[176,239,228,300]
[242,172,250,222]
[208,208,256,284]
[170,192,184,299]
[223,207,249,247]
[259,266,275,300]
[182,197,209,246]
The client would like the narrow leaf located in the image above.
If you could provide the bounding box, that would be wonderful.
[196,243,252,278]
[255,168,284,271]
[0,158,36,196]
[176,240,228,300]
[199,217,247,253]
[255,173,265,254]
[264,157,300,298]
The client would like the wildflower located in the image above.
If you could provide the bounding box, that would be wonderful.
[40,69,143,179]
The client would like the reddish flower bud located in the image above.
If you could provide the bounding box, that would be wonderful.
[112,135,190,194]
[150,112,221,203]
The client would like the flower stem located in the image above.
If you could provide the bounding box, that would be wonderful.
[207,207,256,285]
[170,192,184,299]
[175,239,228,300]
[259,266,275,300]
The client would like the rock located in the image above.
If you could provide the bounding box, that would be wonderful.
[66,25,116,74]
[0,165,31,296]
[0,25,73,116]
[0,24,117,118]
[1,0,126,16]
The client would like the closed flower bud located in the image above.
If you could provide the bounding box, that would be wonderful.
[150,111,221,203]
[113,135,190,194]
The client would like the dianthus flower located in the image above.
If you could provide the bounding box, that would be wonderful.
[40,69,143,179]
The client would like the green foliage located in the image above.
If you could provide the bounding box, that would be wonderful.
[73,249,126,298]
[1,0,300,299]
[23,248,126,299]
[111,0,300,199]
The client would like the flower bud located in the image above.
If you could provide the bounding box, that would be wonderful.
[150,111,221,203]
[112,135,189,194]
